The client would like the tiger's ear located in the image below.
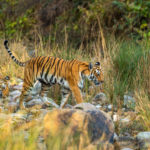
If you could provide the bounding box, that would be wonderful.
[95,62,100,66]
[89,63,93,70]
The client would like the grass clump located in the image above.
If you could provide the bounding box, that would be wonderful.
[135,90,150,130]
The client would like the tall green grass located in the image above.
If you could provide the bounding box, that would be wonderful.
[105,39,150,105]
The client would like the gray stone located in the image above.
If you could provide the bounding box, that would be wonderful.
[136,132,150,141]
[123,95,135,110]
[121,148,134,150]
[26,98,44,107]
[113,114,119,122]
[136,132,150,149]
[93,92,107,105]
[30,81,41,95]
[9,90,21,97]
[16,78,23,83]
[74,102,99,111]
[64,104,73,109]
[95,104,102,109]
[114,133,119,141]
[107,104,113,111]
[27,49,36,57]
[13,84,23,90]
[117,136,137,150]
[120,117,130,124]
[0,90,2,98]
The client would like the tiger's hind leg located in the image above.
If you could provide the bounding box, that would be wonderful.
[40,83,59,108]
[60,87,71,108]
[19,81,33,110]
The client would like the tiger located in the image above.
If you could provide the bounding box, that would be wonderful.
[4,40,104,109]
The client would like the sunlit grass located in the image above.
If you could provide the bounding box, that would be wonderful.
[0,35,150,149]
[135,90,150,130]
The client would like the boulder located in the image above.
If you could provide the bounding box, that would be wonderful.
[44,103,114,149]
[136,132,150,149]
[26,98,44,108]
[93,92,108,105]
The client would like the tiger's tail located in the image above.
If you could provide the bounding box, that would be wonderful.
[4,40,26,67]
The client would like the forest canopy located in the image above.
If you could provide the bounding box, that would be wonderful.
[0,0,150,43]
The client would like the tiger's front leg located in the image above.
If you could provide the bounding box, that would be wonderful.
[69,84,83,104]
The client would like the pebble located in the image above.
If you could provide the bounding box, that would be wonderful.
[95,104,102,109]
[13,84,23,90]
[26,98,44,107]
[107,104,113,111]
[93,92,107,105]
[120,117,130,124]
[113,114,119,122]
[0,90,2,98]
[121,148,134,150]
[136,132,150,142]
[136,132,150,149]
[113,132,119,141]
[124,95,135,110]
[9,90,21,97]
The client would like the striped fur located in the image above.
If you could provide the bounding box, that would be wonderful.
[4,40,104,109]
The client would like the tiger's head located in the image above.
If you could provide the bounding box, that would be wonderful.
[88,62,104,86]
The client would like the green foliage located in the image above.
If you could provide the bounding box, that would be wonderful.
[113,41,143,86]
[5,13,34,38]
[112,0,150,38]
[111,39,150,102]
[0,0,150,41]
[0,0,35,38]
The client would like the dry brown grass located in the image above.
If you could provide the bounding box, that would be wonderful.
[0,40,30,80]
[135,89,150,130]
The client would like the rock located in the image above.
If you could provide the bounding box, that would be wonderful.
[113,114,119,122]
[44,107,114,149]
[83,143,114,150]
[121,148,134,150]
[123,95,135,110]
[9,90,21,97]
[26,98,44,107]
[4,76,10,80]
[136,132,150,141]
[117,136,137,150]
[9,90,21,102]
[107,104,113,111]
[13,84,23,90]
[114,133,119,141]
[0,90,2,98]
[30,81,41,95]
[64,104,73,109]
[74,102,99,111]
[120,117,130,124]
[16,78,23,83]
[95,104,102,109]
[93,92,108,105]
[27,49,36,57]
[136,132,150,149]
